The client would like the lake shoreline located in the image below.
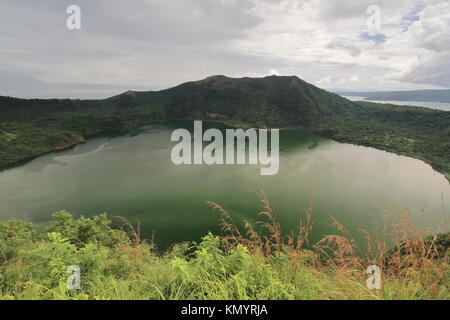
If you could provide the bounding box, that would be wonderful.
[1,119,448,252]
[1,118,449,184]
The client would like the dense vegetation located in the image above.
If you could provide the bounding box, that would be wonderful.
[1,76,448,300]
[1,194,448,300]
[337,89,450,103]
[1,75,449,181]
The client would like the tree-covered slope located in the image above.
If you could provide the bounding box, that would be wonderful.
[146,75,360,127]
[0,75,449,180]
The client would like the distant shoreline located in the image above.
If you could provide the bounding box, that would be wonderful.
[2,119,448,184]
[340,95,450,112]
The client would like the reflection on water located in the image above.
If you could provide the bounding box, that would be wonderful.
[0,121,448,248]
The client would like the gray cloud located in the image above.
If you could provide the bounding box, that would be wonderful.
[327,39,362,57]
[399,52,450,86]
[0,73,152,99]
[0,0,448,98]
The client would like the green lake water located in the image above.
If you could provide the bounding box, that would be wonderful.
[0,121,448,249]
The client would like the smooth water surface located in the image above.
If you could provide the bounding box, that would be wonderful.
[344,96,450,111]
[0,121,448,248]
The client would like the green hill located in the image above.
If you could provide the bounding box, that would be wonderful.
[0,75,449,180]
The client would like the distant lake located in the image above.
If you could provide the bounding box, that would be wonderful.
[344,96,450,111]
[0,121,448,249]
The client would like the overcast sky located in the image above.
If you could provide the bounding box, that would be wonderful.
[0,0,449,98]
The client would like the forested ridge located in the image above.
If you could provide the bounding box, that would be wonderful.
[1,75,449,180]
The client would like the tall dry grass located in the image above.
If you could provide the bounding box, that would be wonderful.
[206,191,314,259]
[207,192,449,297]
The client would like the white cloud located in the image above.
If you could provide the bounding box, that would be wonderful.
[398,52,450,86]
[393,1,450,86]
[409,2,450,52]
[0,0,448,98]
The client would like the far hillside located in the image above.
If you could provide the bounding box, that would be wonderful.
[1,75,449,181]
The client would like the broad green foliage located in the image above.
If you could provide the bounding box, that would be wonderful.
[0,219,35,263]
[0,213,448,300]
[0,76,448,180]
[46,210,127,247]
[171,234,295,300]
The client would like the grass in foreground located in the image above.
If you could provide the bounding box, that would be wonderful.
[0,193,448,300]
